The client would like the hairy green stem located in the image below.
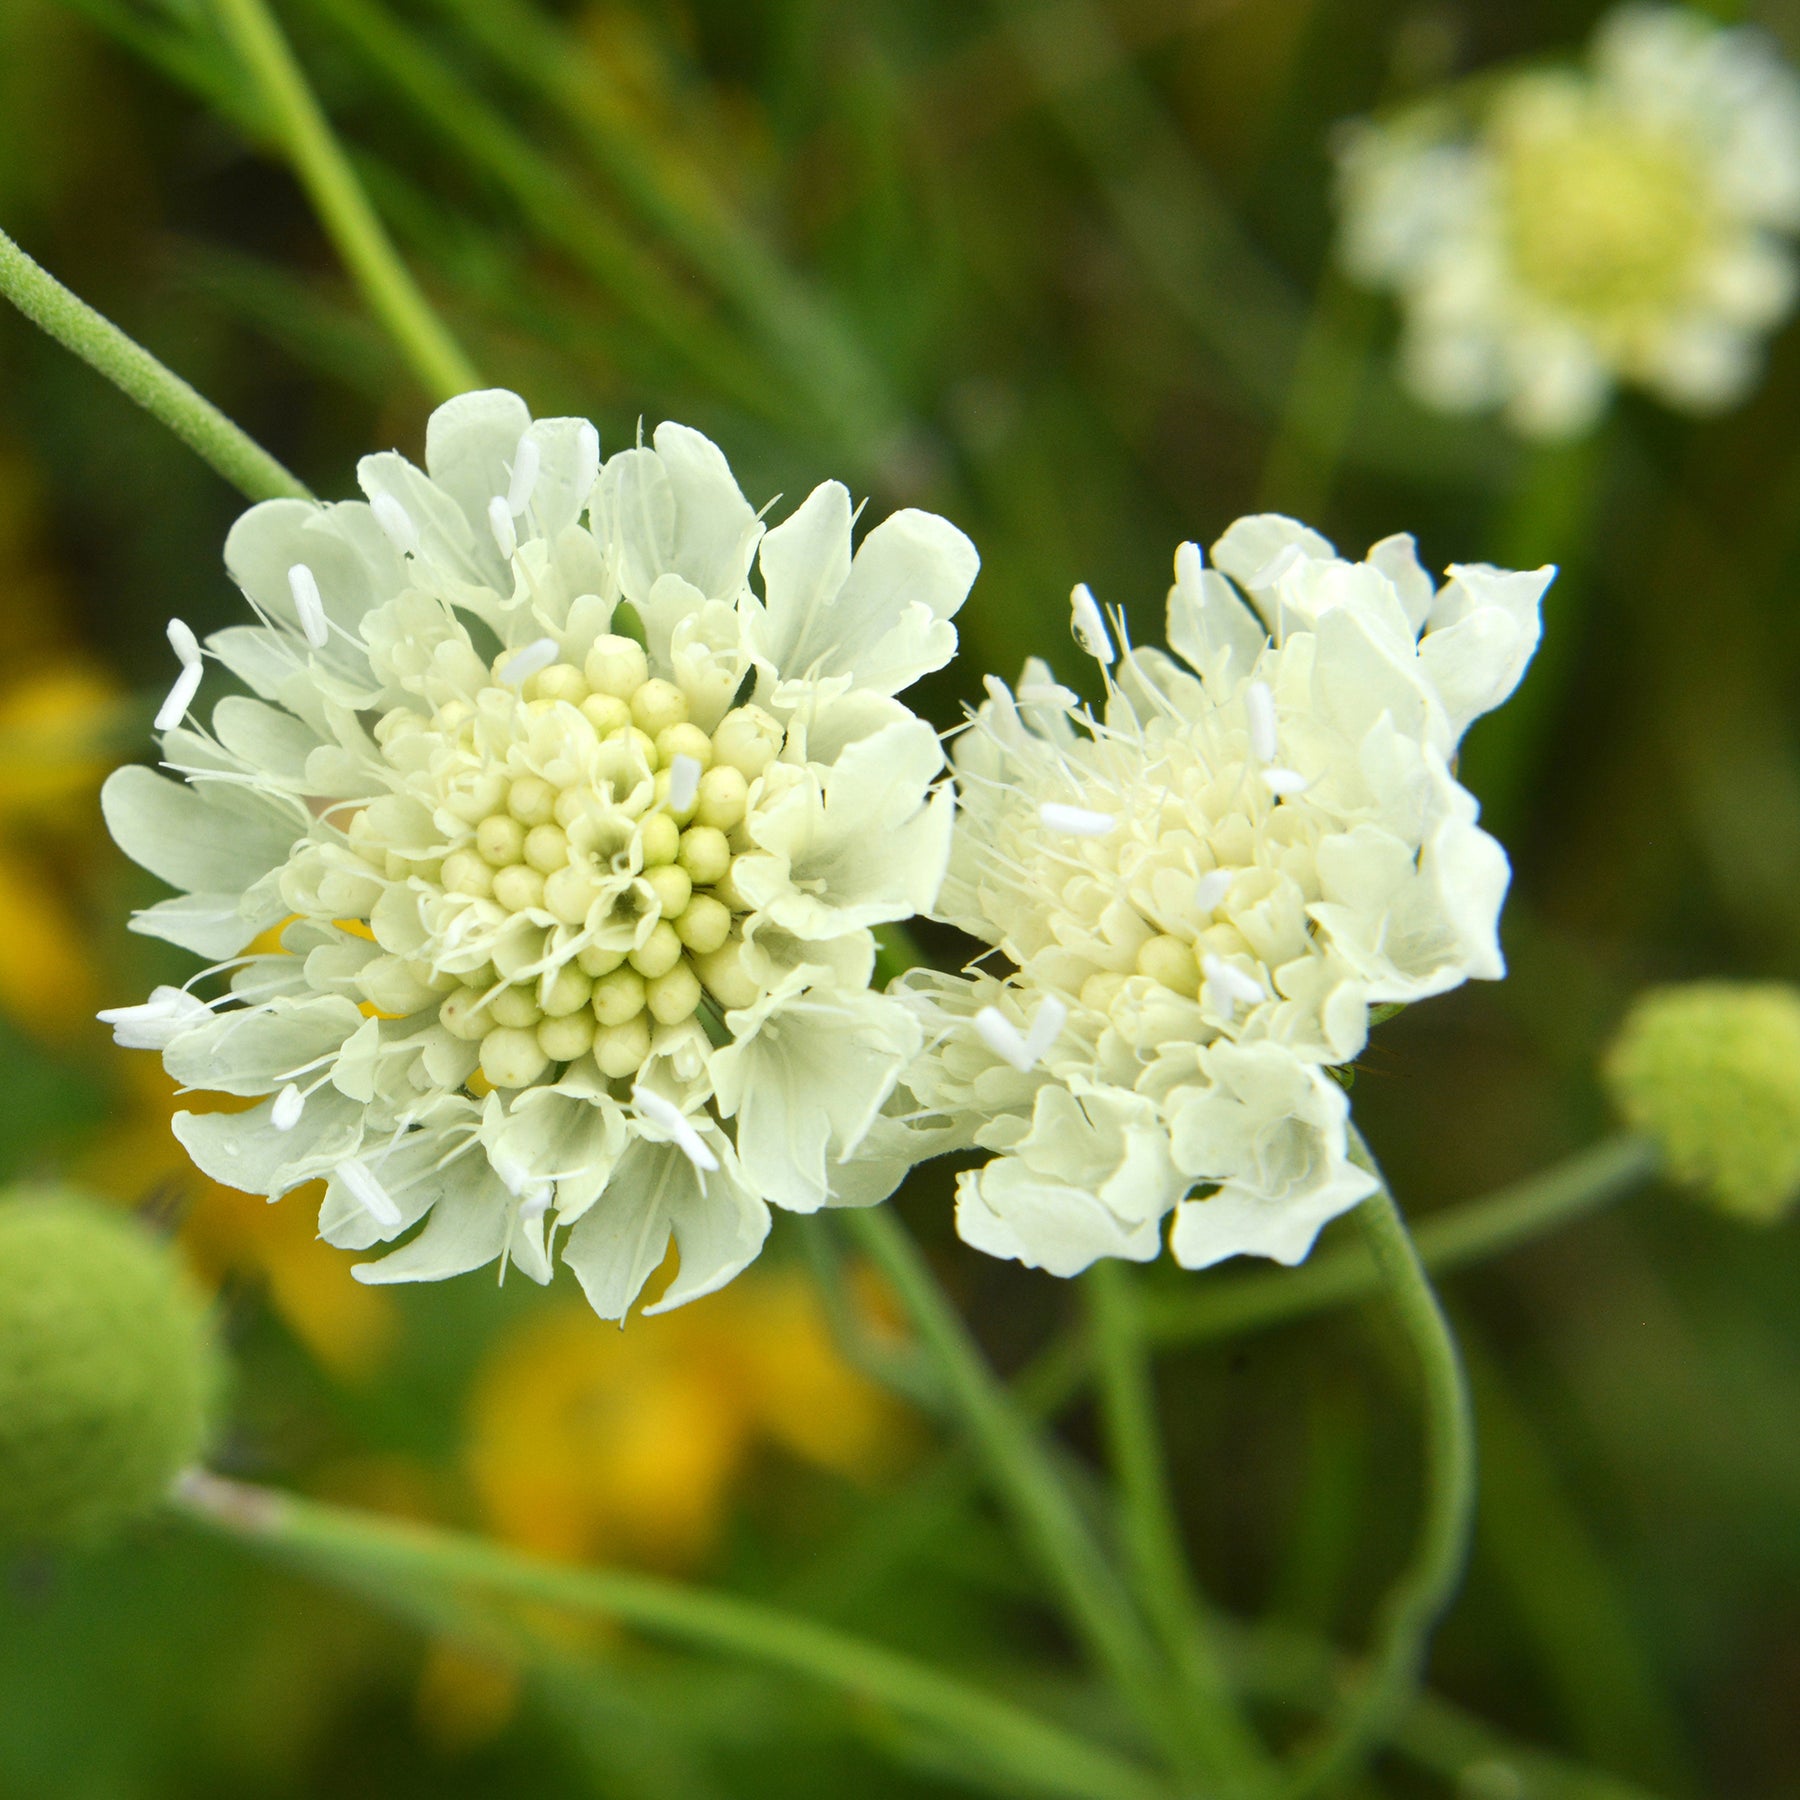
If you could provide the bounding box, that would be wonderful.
[1275,1148,1478,1798]
[210,0,481,400]
[0,226,312,503]
[841,1207,1206,1783]
[172,1470,1172,1800]
[1085,1260,1269,1792]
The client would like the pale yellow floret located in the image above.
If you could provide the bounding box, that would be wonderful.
[639,813,680,866]
[524,823,569,873]
[536,1010,596,1062]
[489,985,543,1029]
[543,865,599,925]
[629,920,683,980]
[533,664,589,707]
[712,706,783,779]
[585,635,649,699]
[580,693,632,736]
[675,894,732,955]
[693,940,759,1010]
[647,960,703,1024]
[677,827,732,887]
[630,678,688,738]
[591,967,647,1026]
[644,863,692,918]
[694,766,749,832]
[507,776,557,827]
[656,723,713,770]
[477,814,526,866]
[441,850,494,899]
[576,942,626,978]
[1137,934,1200,993]
[540,965,593,1018]
[492,864,545,912]
[439,987,490,1041]
[595,1014,652,1078]
[481,1026,549,1089]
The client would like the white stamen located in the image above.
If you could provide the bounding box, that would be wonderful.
[97,985,211,1050]
[335,1158,402,1229]
[371,492,419,555]
[287,564,330,649]
[1016,679,1078,709]
[632,1085,720,1172]
[1040,802,1116,838]
[499,637,559,688]
[1069,582,1115,664]
[507,435,541,516]
[1173,540,1204,595]
[982,674,1013,708]
[519,1182,554,1224]
[154,661,203,733]
[488,494,518,559]
[1244,680,1278,763]
[1250,543,1303,589]
[576,420,600,472]
[974,1006,1034,1072]
[1193,869,1234,913]
[1261,767,1310,797]
[271,1084,305,1131]
[166,618,201,670]
[1021,995,1068,1066]
[1203,954,1264,1014]
[665,753,702,814]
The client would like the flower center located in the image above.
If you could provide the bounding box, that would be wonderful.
[1500,112,1711,325]
[348,634,784,1091]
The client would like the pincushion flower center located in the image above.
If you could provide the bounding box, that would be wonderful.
[351,632,784,1091]
[1501,116,1711,322]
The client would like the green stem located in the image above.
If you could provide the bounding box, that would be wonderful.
[840,1207,1200,1782]
[0,226,312,503]
[1085,1259,1269,1791]
[1276,1146,1478,1799]
[209,0,481,400]
[172,1470,1172,1800]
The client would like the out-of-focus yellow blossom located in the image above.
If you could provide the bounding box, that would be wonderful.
[466,1265,911,1571]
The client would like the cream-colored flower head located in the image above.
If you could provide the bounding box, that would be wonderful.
[100,390,978,1319]
[875,519,1551,1278]
[1336,4,1800,437]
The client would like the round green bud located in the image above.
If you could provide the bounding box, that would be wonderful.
[1603,981,1800,1223]
[0,1190,221,1548]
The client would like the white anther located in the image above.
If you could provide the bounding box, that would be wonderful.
[507,434,541,515]
[166,617,201,670]
[1040,802,1116,838]
[335,1158,402,1229]
[1244,680,1277,763]
[371,492,419,555]
[287,564,330,649]
[518,1182,554,1224]
[665,753,702,814]
[1193,869,1234,913]
[1173,540,1204,595]
[97,985,212,1050]
[632,1085,720,1172]
[271,1084,305,1131]
[499,637,560,688]
[974,1006,1034,1071]
[154,661,203,733]
[1249,543,1304,589]
[1261,767,1310,797]
[488,494,518,559]
[1069,582,1115,665]
[1021,995,1068,1066]
[1202,954,1264,1015]
[982,674,1013,708]
[1017,679,1079,710]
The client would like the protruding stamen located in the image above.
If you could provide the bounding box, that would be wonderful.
[287,564,330,649]
[1173,540,1204,595]
[507,436,541,516]
[1193,868,1233,913]
[1040,802,1116,838]
[632,1085,720,1172]
[271,1084,305,1131]
[371,492,419,555]
[336,1158,402,1229]
[1021,995,1068,1066]
[1070,582,1115,665]
[166,618,201,670]
[499,637,559,688]
[154,661,203,733]
[665,753,702,814]
[974,1006,1033,1071]
[1202,953,1264,1014]
[576,420,600,471]
[97,985,211,1050]
[1249,543,1303,589]
[1017,680,1079,709]
[488,494,518,559]
[1261,767,1309,797]
[1244,679,1278,763]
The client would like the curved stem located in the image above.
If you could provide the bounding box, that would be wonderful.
[210,0,481,401]
[840,1207,1203,1784]
[172,1470,1173,1800]
[0,227,312,503]
[1276,1144,1478,1799]
[1085,1260,1269,1793]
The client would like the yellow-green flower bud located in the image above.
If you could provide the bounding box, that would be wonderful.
[1603,981,1800,1223]
[0,1190,220,1547]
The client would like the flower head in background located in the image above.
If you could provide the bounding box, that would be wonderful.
[1336,4,1800,437]
[100,390,978,1319]
[881,520,1550,1277]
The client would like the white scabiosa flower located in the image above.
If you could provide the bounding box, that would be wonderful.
[883,519,1551,1278]
[1336,4,1800,437]
[101,390,978,1319]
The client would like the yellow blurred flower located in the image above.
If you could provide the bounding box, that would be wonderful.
[466,1264,912,1571]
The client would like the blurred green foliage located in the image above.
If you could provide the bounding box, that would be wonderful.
[4,0,1800,1795]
